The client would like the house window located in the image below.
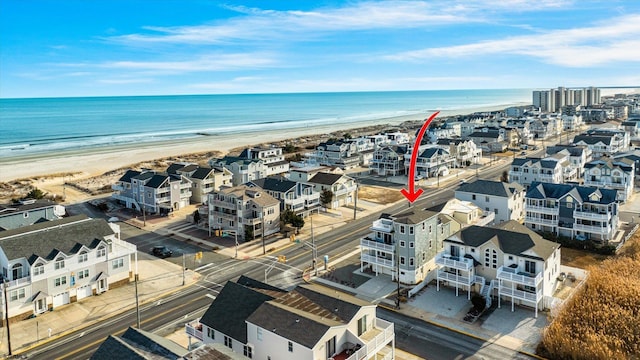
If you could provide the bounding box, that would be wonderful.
[358,315,367,336]
[96,247,106,257]
[257,327,262,341]
[224,335,233,349]
[400,240,405,247]
[207,328,215,339]
[78,253,88,263]
[112,258,124,269]
[422,252,426,260]
[243,345,253,358]
[55,276,67,287]
[409,257,415,267]
[288,341,293,352]
[429,240,432,248]
[54,258,65,270]
[10,288,26,301]
[78,269,89,279]
[33,264,44,276]
[472,194,476,200]
[409,242,414,248]
[409,227,414,235]
[485,196,490,202]
[429,225,432,233]
[399,226,405,234]
[400,257,406,265]
[494,208,498,215]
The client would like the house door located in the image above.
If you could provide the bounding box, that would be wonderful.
[34,298,46,314]
[98,279,107,293]
[326,336,336,358]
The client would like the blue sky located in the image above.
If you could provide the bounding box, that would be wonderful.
[1,0,639,98]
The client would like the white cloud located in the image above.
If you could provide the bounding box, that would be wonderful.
[99,78,153,84]
[386,14,640,67]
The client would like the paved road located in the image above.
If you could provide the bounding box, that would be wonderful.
[22,160,515,359]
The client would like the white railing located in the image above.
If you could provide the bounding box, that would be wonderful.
[476,211,495,226]
[437,269,472,285]
[435,253,473,271]
[6,276,31,289]
[112,238,137,252]
[112,184,126,192]
[574,223,609,234]
[525,216,557,226]
[370,220,394,233]
[361,238,395,253]
[346,319,394,360]
[335,185,357,196]
[497,266,542,286]
[185,321,204,341]
[525,205,558,215]
[499,286,542,304]
[361,254,395,269]
[573,211,610,220]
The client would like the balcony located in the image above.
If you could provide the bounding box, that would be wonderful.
[361,253,395,270]
[435,252,473,271]
[574,211,609,220]
[497,266,542,287]
[498,286,542,304]
[525,205,558,215]
[437,269,473,285]
[574,223,609,234]
[185,320,204,341]
[370,219,394,233]
[345,318,394,360]
[525,216,557,226]
[6,276,31,289]
[335,185,357,197]
[361,238,395,253]
[112,184,126,192]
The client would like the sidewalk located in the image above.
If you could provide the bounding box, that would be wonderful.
[4,252,200,356]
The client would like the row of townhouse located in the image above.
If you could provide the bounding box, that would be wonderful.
[509,156,568,188]
[247,177,320,216]
[186,276,395,360]
[0,199,65,231]
[167,162,233,203]
[545,145,592,178]
[572,129,629,157]
[288,167,358,209]
[0,215,136,323]
[524,182,619,243]
[583,158,636,202]
[112,169,192,214]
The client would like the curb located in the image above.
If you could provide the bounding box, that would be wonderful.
[377,303,548,360]
[12,277,200,356]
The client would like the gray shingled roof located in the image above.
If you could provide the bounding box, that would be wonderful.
[249,177,296,193]
[447,221,559,260]
[145,174,169,189]
[392,208,439,225]
[191,167,214,180]
[0,199,59,217]
[308,172,343,185]
[526,182,618,204]
[573,135,613,145]
[91,327,188,360]
[457,179,523,197]
[118,169,141,182]
[0,215,114,264]
[584,159,634,172]
[199,281,276,343]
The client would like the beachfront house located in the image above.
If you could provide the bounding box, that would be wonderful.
[583,158,635,202]
[247,176,320,217]
[112,169,192,214]
[185,276,395,360]
[360,209,461,285]
[304,172,357,210]
[305,140,361,170]
[208,185,280,239]
[435,221,561,317]
[455,180,525,223]
[0,215,136,323]
[524,182,619,243]
[211,147,289,186]
[0,199,66,231]
[370,145,408,176]
[167,162,233,204]
[239,147,290,176]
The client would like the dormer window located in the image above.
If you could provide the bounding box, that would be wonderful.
[54,258,65,270]
[33,263,45,276]
[96,247,106,257]
[78,252,88,263]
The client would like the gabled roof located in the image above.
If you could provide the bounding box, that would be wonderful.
[118,169,141,182]
[447,221,559,260]
[248,177,297,193]
[526,182,618,204]
[132,171,155,181]
[145,174,170,189]
[217,185,280,207]
[0,215,116,264]
[468,131,500,138]
[199,281,276,343]
[308,172,344,185]
[573,135,613,145]
[191,167,215,180]
[419,147,447,159]
[91,327,189,360]
[584,158,634,172]
[0,199,59,217]
[457,179,523,197]
[546,145,587,157]
[166,163,187,174]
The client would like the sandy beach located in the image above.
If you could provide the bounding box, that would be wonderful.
[0,104,522,203]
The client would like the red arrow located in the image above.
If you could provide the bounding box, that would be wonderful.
[401,111,440,203]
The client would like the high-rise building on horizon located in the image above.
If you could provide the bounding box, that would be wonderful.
[532,86,600,112]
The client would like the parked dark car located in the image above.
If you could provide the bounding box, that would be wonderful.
[152,246,173,258]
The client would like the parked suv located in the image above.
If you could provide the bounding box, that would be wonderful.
[152,246,173,258]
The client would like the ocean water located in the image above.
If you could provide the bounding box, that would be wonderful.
[0,89,531,157]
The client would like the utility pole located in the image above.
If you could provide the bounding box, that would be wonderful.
[3,281,12,356]
[396,249,401,309]
[261,211,266,255]
[311,216,317,276]
[182,254,186,286]
[353,181,358,220]
[135,274,140,328]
